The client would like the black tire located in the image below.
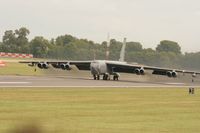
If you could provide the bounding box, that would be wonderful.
[116,76,119,81]
[103,74,108,80]
[97,75,100,80]
[113,75,119,81]
[93,75,97,80]
[103,75,105,80]
[105,75,108,80]
[113,76,116,80]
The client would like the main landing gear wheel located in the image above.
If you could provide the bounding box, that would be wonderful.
[93,75,97,80]
[97,75,100,80]
[103,74,110,80]
[113,75,119,81]
[93,75,100,80]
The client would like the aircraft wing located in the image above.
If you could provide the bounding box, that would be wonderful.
[69,61,91,70]
[143,66,200,74]
[106,62,141,73]
[19,60,92,70]
[106,62,200,76]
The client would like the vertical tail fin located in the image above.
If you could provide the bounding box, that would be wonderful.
[106,33,110,60]
[119,38,126,62]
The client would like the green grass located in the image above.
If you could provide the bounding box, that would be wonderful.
[0,58,87,76]
[0,57,44,76]
[0,88,200,133]
[0,62,43,76]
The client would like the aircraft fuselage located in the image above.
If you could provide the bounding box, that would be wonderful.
[90,60,126,80]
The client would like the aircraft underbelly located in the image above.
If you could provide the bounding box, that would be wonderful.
[99,65,107,74]
[98,62,108,74]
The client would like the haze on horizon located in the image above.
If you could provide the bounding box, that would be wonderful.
[0,0,200,52]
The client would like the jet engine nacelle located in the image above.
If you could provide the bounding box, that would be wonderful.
[135,69,140,75]
[140,68,145,75]
[167,71,177,78]
[135,68,145,75]
[37,63,43,69]
[60,63,72,70]
[192,73,197,78]
[167,71,172,77]
[37,63,49,69]
[42,63,49,69]
[172,71,178,77]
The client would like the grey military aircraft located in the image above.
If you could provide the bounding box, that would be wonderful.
[20,38,200,81]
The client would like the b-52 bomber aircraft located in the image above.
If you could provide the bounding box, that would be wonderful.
[20,38,200,81]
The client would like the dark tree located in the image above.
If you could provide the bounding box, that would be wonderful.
[1,27,30,53]
[30,36,51,58]
[156,40,181,54]
[55,34,76,46]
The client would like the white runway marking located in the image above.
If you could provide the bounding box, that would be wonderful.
[165,83,185,85]
[0,82,30,84]
[0,86,199,88]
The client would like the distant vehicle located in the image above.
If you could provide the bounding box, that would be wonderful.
[20,38,200,81]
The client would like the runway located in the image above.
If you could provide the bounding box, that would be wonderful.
[0,74,199,87]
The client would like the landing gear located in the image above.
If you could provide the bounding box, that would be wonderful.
[103,74,107,80]
[93,75,100,80]
[93,75,97,80]
[103,74,110,80]
[93,73,119,81]
[113,75,119,81]
[113,73,120,81]
[97,75,100,80]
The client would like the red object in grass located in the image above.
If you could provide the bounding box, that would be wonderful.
[0,60,6,67]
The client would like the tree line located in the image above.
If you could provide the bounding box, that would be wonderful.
[0,27,199,70]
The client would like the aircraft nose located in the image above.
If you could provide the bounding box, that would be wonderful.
[90,65,98,74]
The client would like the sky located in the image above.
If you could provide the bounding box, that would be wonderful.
[0,0,200,52]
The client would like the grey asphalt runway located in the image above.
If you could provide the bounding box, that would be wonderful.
[0,74,199,87]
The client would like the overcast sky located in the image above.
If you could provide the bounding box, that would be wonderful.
[0,0,200,52]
